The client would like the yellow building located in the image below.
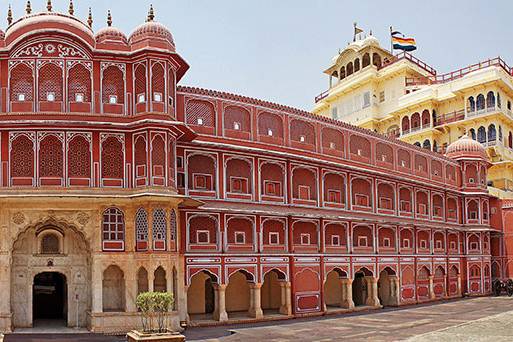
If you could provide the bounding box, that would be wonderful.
[313,33,513,197]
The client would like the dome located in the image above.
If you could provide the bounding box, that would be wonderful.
[445,134,488,161]
[95,26,128,45]
[128,21,175,51]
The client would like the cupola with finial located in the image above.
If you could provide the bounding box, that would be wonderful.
[26,1,32,15]
[94,9,128,48]
[69,0,74,16]
[47,0,52,12]
[129,4,175,52]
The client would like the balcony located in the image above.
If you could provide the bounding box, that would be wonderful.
[434,106,509,128]
[401,124,432,137]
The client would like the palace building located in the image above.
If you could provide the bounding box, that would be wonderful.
[0,1,511,334]
[312,34,513,197]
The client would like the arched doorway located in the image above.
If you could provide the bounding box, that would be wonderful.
[225,270,253,319]
[11,221,90,328]
[33,272,67,325]
[187,271,217,320]
[352,267,372,306]
[261,269,286,315]
[378,267,397,307]
[324,268,350,311]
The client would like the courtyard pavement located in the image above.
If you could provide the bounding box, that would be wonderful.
[4,296,513,341]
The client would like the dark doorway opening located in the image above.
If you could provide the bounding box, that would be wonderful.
[33,272,67,323]
[352,271,367,306]
[205,278,215,314]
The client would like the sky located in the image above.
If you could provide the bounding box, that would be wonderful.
[1,0,511,111]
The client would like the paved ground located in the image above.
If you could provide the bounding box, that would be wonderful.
[184,296,513,341]
[4,297,513,341]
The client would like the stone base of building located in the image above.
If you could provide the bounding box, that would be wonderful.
[0,314,12,333]
[87,312,181,334]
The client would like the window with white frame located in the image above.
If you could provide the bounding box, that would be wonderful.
[469,241,479,250]
[46,92,55,102]
[102,207,125,249]
[264,181,281,196]
[300,233,310,245]
[17,93,26,101]
[403,238,411,248]
[233,121,241,130]
[267,128,273,136]
[197,230,210,244]
[299,135,306,143]
[137,93,146,103]
[234,231,245,244]
[75,93,84,102]
[383,237,391,247]
[135,208,148,245]
[269,232,280,245]
[329,142,336,149]
[153,92,162,102]
[331,235,340,246]
[197,117,204,125]
[420,239,427,249]
[436,240,443,249]
[450,241,457,250]
[152,209,167,248]
[357,236,368,247]
[109,95,118,104]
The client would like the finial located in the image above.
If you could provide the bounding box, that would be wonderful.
[87,7,93,28]
[47,0,52,12]
[69,0,74,15]
[147,4,155,22]
[7,5,12,25]
[369,29,373,36]
[26,1,32,15]
[107,10,112,27]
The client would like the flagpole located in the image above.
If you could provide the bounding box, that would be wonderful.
[389,26,393,55]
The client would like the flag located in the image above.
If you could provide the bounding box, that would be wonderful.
[353,22,363,41]
[391,31,417,52]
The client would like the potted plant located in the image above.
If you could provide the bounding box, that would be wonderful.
[127,292,185,342]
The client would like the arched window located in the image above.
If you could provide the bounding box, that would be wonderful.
[476,94,485,111]
[372,53,382,68]
[486,91,495,108]
[39,134,64,181]
[170,209,177,241]
[509,132,513,148]
[346,62,354,76]
[152,208,167,250]
[422,139,431,150]
[103,265,125,312]
[413,142,421,147]
[10,134,35,183]
[68,63,91,106]
[134,63,147,110]
[151,134,166,185]
[38,62,63,104]
[339,66,346,80]
[469,128,476,140]
[67,134,91,182]
[402,116,410,133]
[10,63,34,103]
[102,207,125,251]
[488,124,496,142]
[102,65,125,112]
[101,136,124,185]
[151,63,165,105]
[468,96,475,112]
[477,126,486,143]
[354,58,360,72]
[497,93,501,108]
[135,208,148,251]
[499,126,503,141]
[362,53,370,68]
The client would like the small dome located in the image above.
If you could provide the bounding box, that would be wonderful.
[446,135,488,161]
[129,21,175,51]
[95,26,128,45]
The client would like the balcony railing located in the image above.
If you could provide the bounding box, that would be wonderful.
[406,57,513,87]
[434,109,465,126]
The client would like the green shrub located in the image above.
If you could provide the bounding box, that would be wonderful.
[136,291,174,333]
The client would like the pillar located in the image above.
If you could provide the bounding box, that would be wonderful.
[91,262,103,313]
[456,273,462,297]
[248,283,263,318]
[428,275,435,300]
[389,275,401,306]
[340,278,355,309]
[365,277,380,307]
[279,281,292,315]
[125,267,137,312]
[213,284,228,322]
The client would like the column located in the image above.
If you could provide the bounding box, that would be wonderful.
[91,262,103,313]
[149,271,155,292]
[456,273,462,297]
[248,283,263,318]
[279,281,292,315]
[340,278,355,309]
[365,277,380,307]
[428,275,435,300]
[213,284,228,322]
[389,275,401,306]
[125,266,137,312]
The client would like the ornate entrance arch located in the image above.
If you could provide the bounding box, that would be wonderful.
[10,219,91,328]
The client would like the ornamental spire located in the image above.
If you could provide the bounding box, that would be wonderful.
[69,0,74,15]
[7,5,12,25]
[47,0,52,12]
[87,7,93,28]
[26,1,32,15]
[107,10,112,27]
[147,4,154,22]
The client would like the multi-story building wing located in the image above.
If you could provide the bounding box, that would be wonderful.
[313,34,513,195]
[0,4,509,334]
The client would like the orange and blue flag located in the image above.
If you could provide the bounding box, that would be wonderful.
[391,31,417,52]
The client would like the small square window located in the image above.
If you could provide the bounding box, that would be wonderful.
[357,149,363,156]
[197,230,210,244]
[153,92,162,102]
[197,118,204,125]
[75,93,84,102]
[299,135,306,142]
[450,241,457,250]
[436,240,443,249]
[267,128,273,136]
[235,231,245,244]
[300,233,310,245]
[329,142,336,149]
[269,232,280,245]
[357,236,368,247]
[17,93,26,101]
[46,92,55,102]
[383,237,390,247]
[331,235,340,246]
[401,160,406,167]
[168,96,174,107]
[403,238,410,248]
[233,122,241,130]
[109,95,118,104]
[420,240,427,249]
[138,93,146,103]
[469,178,475,183]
